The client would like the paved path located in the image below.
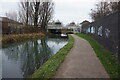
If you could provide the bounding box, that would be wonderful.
[54,34,109,78]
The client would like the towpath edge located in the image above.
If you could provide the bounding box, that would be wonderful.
[54,34,109,78]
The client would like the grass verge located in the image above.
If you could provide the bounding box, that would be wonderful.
[2,32,46,44]
[31,35,74,79]
[75,33,120,79]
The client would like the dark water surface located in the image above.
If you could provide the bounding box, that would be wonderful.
[1,34,68,78]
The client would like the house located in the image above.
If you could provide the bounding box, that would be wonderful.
[47,20,63,34]
[47,21,81,34]
[65,22,81,33]
[80,20,90,33]
[0,17,23,34]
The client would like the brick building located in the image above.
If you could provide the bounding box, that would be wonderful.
[0,17,23,34]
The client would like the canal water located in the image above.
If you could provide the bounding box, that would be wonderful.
[1,34,68,78]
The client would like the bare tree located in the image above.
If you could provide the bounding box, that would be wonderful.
[5,11,18,21]
[18,0,31,25]
[90,2,110,21]
[109,2,119,13]
[40,1,54,31]
[90,1,119,21]
[19,0,54,31]
[30,0,54,31]
[33,1,40,28]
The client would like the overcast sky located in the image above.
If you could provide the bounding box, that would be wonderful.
[0,0,98,24]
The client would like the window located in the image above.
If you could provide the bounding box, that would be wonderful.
[98,26,102,36]
[91,27,95,33]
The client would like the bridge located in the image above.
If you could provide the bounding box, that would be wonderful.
[47,25,81,34]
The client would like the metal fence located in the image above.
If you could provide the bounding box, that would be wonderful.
[81,11,119,58]
[118,11,120,62]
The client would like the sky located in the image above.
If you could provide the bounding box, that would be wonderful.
[0,0,98,25]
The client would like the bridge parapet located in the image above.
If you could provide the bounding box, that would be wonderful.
[47,25,80,30]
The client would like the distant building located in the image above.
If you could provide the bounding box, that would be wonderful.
[47,20,63,34]
[47,20,63,29]
[54,20,62,25]
[68,22,76,26]
[80,20,90,33]
[63,22,80,33]
[47,21,81,34]
[80,20,90,25]
[0,17,23,34]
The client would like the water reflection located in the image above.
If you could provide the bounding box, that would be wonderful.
[2,35,68,78]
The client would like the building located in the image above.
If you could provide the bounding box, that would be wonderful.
[47,21,81,34]
[47,20,63,34]
[65,22,81,33]
[0,17,23,34]
[80,20,90,33]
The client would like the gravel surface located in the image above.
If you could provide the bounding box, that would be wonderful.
[54,34,109,78]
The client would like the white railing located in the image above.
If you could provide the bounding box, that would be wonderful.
[47,25,80,30]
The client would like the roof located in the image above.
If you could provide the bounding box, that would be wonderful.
[0,17,22,24]
[80,20,90,25]
[0,17,12,22]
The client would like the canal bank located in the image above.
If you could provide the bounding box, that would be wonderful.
[2,32,46,45]
[31,35,74,78]
[2,34,69,78]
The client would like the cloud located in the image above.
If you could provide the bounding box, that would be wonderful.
[0,2,19,17]
[0,0,19,2]
[53,0,97,24]
[0,0,97,24]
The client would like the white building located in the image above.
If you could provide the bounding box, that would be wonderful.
[47,21,81,33]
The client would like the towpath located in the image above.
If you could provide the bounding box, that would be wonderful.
[54,34,109,78]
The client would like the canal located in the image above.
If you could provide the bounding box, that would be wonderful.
[1,34,68,78]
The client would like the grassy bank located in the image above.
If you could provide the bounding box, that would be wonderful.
[2,32,46,44]
[75,34,120,79]
[31,35,74,78]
